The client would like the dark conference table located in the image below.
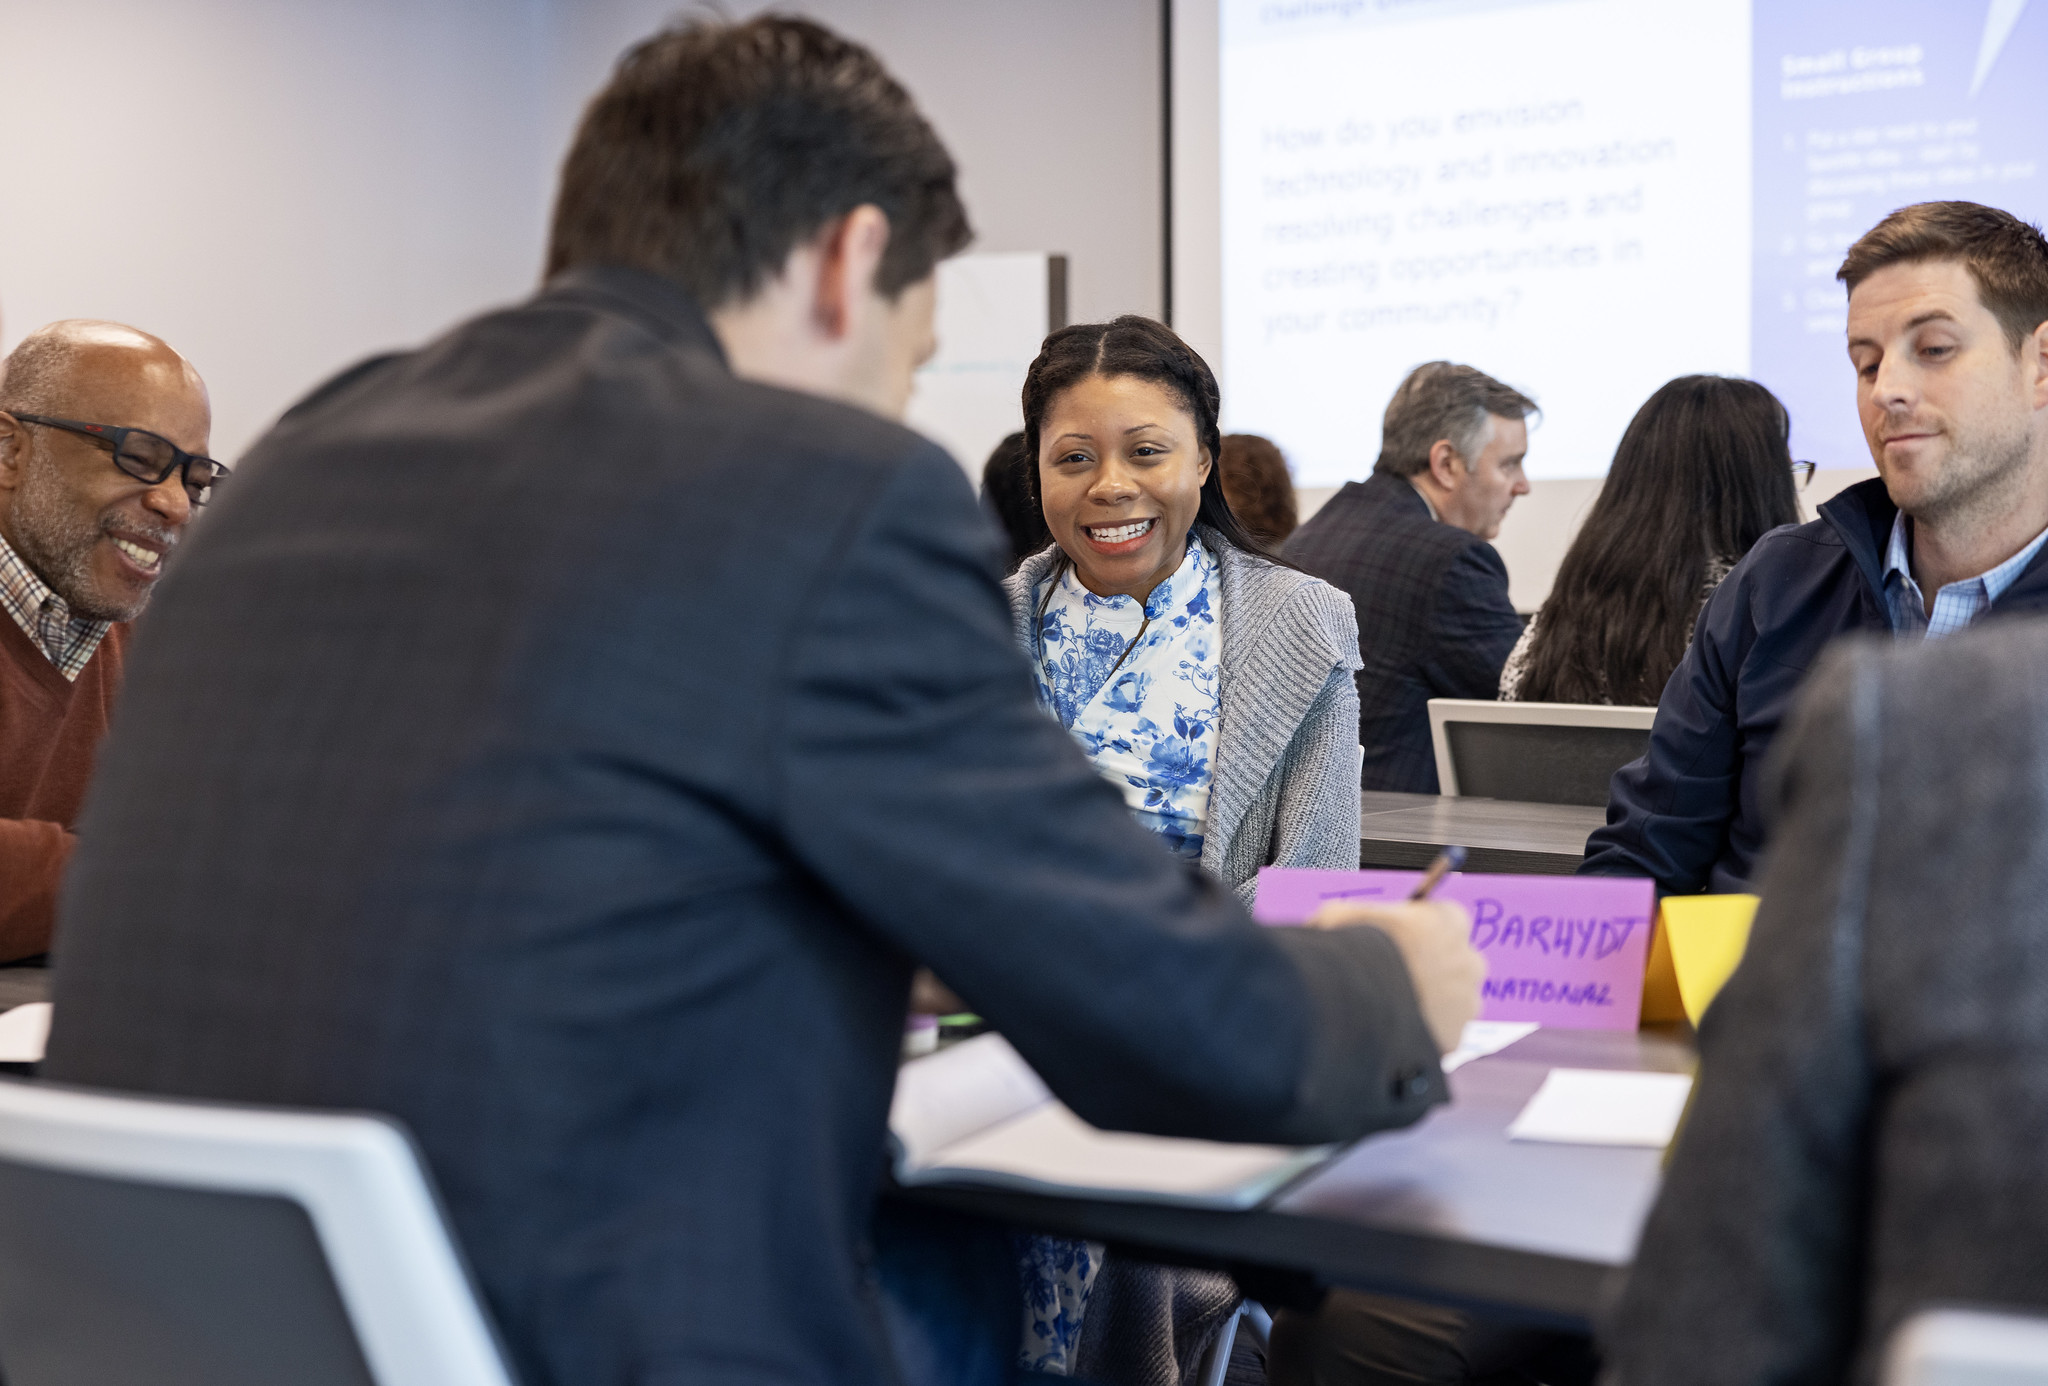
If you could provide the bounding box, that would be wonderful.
[3,816,1659,1327]
[5,968,1679,1324]
[888,1025,1694,1329]
[1359,792,1608,876]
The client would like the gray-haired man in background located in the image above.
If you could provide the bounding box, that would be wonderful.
[1285,362,1537,792]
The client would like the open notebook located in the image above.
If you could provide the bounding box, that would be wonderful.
[887,1033,1334,1210]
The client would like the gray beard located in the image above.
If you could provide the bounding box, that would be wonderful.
[10,453,150,623]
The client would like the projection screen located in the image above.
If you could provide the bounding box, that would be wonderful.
[1172,0,2044,598]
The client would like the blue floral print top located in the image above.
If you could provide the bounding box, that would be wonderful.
[1012,538,1224,1374]
[1031,538,1222,859]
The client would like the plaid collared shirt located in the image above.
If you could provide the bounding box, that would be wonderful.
[0,533,112,680]
[1884,511,2048,640]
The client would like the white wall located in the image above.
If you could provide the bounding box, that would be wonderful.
[0,0,1164,466]
[0,1,1870,607]
[545,0,1164,328]
[0,0,557,464]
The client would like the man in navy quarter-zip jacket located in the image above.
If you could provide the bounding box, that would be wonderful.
[1583,201,2048,898]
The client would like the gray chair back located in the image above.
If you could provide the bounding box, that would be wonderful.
[1428,698,1655,807]
[1885,1309,2048,1386]
[0,1077,516,1386]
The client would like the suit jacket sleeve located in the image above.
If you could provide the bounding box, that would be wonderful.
[0,819,66,961]
[1602,647,1873,1386]
[775,447,1446,1145]
[1423,544,1524,698]
[1580,575,1747,892]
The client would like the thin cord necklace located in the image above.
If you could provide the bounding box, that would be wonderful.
[1034,556,1159,677]
[1103,611,1153,680]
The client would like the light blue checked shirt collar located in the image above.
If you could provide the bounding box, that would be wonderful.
[1883,510,2048,640]
[0,532,111,680]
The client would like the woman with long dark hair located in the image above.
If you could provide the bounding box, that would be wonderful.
[1000,316,1363,1380]
[1501,375,1803,704]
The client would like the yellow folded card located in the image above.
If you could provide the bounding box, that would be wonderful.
[1640,894,1759,1027]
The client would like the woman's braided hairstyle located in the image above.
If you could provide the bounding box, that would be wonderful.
[1018,315,1282,570]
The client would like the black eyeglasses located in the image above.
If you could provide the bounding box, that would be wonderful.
[8,413,229,506]
[1791,460,1817,491]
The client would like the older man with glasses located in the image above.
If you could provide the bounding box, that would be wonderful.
[0,319,218,959]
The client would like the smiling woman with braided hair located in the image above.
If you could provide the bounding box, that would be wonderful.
[1007,316,1363,904]
[999,315,1367,1383]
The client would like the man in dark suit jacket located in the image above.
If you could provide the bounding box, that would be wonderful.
[1284,362,1535,793]
[41,19,1482,1386]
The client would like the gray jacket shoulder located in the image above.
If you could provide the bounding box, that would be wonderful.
[1003,544,1062,653]
[1213,542,1362,682]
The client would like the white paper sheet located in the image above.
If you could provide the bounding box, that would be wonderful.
[931,1102,1325,1207]
[0,1003,51,1064]
[1506,1068,1694,1147]
[889,1033,1050,1169]
[889,1032,1331,1207]
[1441,1020,1539,1073]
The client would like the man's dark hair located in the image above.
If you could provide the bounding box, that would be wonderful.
[1218,434,1298,546]
[1373,361,1538,479]
[1838,202,2048,353]
[979,431,1051,571]
[545,16,972,309]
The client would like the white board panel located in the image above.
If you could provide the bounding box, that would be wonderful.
[906,252,1053,483]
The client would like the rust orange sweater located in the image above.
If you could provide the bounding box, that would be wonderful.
[0,616,126,960]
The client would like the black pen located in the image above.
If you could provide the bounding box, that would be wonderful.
[1408,845,1468,900]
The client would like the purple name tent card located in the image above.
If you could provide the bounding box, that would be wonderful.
[1254,868,1656,1030]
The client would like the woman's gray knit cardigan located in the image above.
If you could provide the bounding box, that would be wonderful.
[1003,526,1363,905]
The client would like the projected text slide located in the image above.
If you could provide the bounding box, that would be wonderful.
[1222,0,1751,484]
[1752,0,2045,469]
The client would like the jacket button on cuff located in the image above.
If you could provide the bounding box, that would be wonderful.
[1392,1068,1431,1100]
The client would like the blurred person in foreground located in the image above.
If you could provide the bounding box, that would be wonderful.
[1285,362,1535,793]
[980,428,1051,569]
[1002,317,1365,1379]
[1583,202,2048,895]
[1218,431,1298,546]
[41,17,1482,1386]
[0,320,215,958]
[1500,376,1802,704]
[1605,626,2048,1380]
